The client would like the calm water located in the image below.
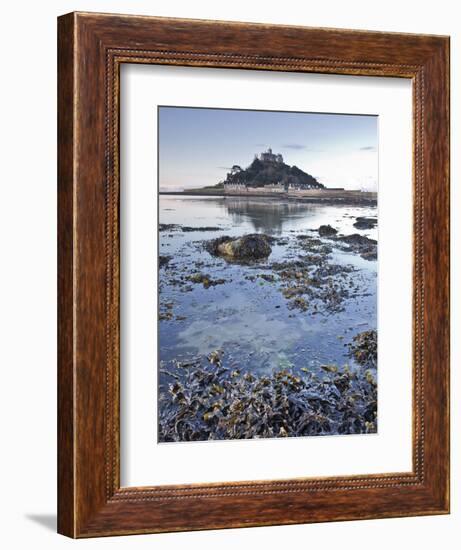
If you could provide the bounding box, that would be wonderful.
[158,196,377,377]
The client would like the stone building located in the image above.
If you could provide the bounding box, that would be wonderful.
[258,147,283,163]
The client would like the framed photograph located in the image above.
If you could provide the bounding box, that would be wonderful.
[58,12,450,537]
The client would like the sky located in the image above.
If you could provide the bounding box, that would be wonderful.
[158,106,378,191]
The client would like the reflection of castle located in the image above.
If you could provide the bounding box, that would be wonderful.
[223,198,315,234]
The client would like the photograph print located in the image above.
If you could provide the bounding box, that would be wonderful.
[157,106,378,443]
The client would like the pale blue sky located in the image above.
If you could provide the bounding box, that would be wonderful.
[158,107,378,191]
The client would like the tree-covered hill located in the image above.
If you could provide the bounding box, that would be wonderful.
[223,156,324,189]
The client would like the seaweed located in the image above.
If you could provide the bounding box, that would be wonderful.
[348,330,377,368]
[187,272,226,288]
[158,352,377,442]
[272,256,356,314]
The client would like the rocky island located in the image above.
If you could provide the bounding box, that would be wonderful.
[221,147,325,192]
[161,148,377,205]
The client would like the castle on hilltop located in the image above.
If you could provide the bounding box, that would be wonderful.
[221,148,325,193]
[256,147,284,164]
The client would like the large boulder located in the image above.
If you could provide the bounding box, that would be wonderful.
[318,224,338,237]
[353,217,377,230]
[206,233,272,261]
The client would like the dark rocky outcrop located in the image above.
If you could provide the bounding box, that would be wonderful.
[159,223,179,232]
[181,226,223,232]
[353,217,377,230]
[160,224,223,232]
[159,255,172,268]
[206,234,272,261]
[335,234,377,261]
[337,234,377,247]
[318,224,338,237]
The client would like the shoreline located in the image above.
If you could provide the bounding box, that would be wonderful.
[160,190,377,206]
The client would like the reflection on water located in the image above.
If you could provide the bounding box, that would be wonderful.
[224,198,319,234]
[160,195,377,239]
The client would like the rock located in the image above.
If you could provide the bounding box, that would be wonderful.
[206,233,272,261]
[259,273,275,282]
[181,226,223,232]
[189,273,206,284]
[159,309,173,321]
[222,151,324,190]
[334,233,377,261]
[159,223,179,232]
[159,255,172,268]
[187,272,226,288]
[318,224,338,237]
[353,217,377,230]
[337,234,377,246]
[361,249,378,261]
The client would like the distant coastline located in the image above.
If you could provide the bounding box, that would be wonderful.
[159,147,377,205]
[159,189,377,206]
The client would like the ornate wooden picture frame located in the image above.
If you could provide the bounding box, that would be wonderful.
[58,12,450,538]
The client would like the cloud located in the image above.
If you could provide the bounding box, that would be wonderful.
[282,144,326,152]
[359,146,377,151]
[281,143,307,150]
[217,166,232,170]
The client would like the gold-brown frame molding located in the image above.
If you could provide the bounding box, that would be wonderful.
[58,12,450,537]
